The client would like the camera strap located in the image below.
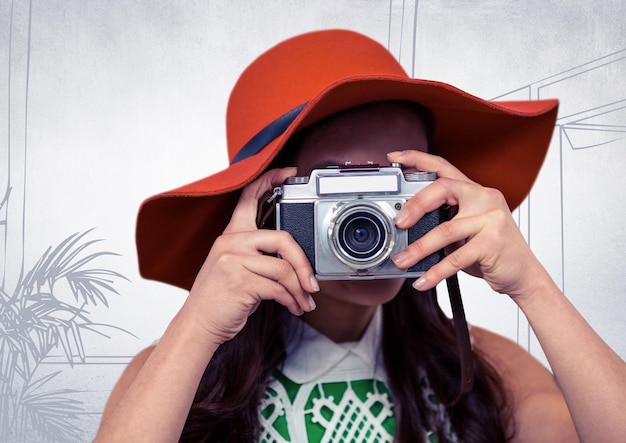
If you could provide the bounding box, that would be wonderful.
[445,273,474,406]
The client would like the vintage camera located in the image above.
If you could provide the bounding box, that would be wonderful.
[274,163,445,280]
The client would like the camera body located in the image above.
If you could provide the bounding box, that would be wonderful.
[275,163,444,280]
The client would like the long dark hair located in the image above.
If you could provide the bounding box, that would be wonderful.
[382,284,511,442]
[180,283,512,442]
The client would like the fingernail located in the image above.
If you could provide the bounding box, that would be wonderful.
[308,295,317,311]
[413,277,427,290]
[392,251,408,265]
[387,151,402,157]
[395,211,408,225]
[309,275,320,293]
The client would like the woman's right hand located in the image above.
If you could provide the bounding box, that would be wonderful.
[179,167,319,346]
[95,168,317,442]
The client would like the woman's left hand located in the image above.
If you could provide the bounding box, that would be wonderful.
[388,150,548,300]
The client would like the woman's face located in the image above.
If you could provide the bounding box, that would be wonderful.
[288,101,429,310]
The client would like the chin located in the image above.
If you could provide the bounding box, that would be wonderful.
[319,278,406,305]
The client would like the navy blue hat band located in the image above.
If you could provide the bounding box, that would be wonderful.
[230,102,309,165]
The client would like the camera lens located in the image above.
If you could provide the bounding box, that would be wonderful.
[329,203,395,268]
[339,212,386,259]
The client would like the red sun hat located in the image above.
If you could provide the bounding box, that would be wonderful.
[136,29,558,290]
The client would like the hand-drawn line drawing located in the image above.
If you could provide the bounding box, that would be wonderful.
[496,49,625,288]
[0,231,130,442]
[495,50,626,352]
[1,1,132,441]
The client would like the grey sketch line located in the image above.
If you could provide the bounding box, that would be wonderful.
[558,99,626,124]
[555,86,624,296]
[558,126,566,297]
[3,0,33,300]
[387,0,393,50]
[536,56,626,96]
[40,357,134,366]
[564,123,626,131]
[560,100,626,151]
[562,129,623,151]
[2,0,14,291]
[0,186,10,225]
[410,0,419,78]
[397,0,406,63]
[491,49,626,100]
[386,0,420,78]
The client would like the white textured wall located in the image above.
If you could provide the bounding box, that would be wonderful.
[1,1,624,441]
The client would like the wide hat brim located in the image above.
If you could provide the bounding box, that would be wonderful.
[136,74,558,290]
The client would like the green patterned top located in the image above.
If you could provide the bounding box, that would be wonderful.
[257,308,459,442]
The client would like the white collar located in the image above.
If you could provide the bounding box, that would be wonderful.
[281,306,384,384]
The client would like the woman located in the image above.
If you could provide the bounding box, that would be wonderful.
[95,30,625,442]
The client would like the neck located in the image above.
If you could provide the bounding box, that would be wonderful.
[303,294,377,343]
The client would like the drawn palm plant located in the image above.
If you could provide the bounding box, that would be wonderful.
[0,229,129,442]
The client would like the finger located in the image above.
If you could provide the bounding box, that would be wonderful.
[250,230,320,295]
[225,167,297,233]
[218,229,319,294]
[228,267,305,316]
[238,254,317,314]
[412,238,488,291]
[395,177,473,229]
[387,150,473,183]
[392,215,479,270]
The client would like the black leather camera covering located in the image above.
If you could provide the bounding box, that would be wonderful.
[279,202,316,266]
[407,208,445,273]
